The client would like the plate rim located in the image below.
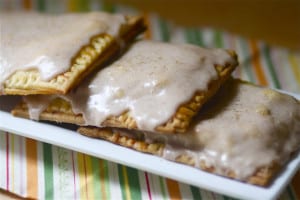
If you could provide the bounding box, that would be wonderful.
[0,90,299,200]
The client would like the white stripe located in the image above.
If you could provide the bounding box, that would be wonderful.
[19,136,27,197]
[257,42,274,88]
[236,38,256,82]
[108,162,123,200]
[275,49,300,93]
[52,146,74,200]
[170,27,186,44]
[11,134,21,195]
[138,171,150,200]
[0,131,7,190]
[149,14,164,41]
[89,0,102,11]
[72,151,81,200]
[202,29,215,48]
[200,189,215,200]
[45,0,66,13]
[149,174,165,200]
[114,4,139,15]
[12,0,23,10]
[8,134,13,192]
[37,142,45,199]
[178,182,193,199]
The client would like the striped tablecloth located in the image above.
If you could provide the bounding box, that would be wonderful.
[1,0,300,199]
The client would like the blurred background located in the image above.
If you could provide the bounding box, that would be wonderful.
[107,0,300,50]
[2,0,300,50]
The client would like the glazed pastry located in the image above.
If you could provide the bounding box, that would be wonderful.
[0,12,145,95]
[77,79,300,186]
[11,40,238,133]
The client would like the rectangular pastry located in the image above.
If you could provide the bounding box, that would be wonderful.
[0,11,145,95]
[11,40,238,133]
[77,79,300,186]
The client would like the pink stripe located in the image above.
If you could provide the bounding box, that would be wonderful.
[83,155,89,200]
[144,172,152,200]
[71,152,77,200]
[6,133,9,191]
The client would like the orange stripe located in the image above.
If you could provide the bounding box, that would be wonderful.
[166,179,181,200]
[143,12,152,39]
[23,0,32,10]
[292,171,300,199]
[26,138,38,199]
[249,40,268,86]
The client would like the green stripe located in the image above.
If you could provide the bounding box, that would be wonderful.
[159,177,167,200]
[78,0,89,12]
[190,186,202,200]
[223,196,239,200]
[287,185,296,200]
[43,143,54,200]
[37,0,45,11]
[194,29,204,47]
[214,31,223,48]
[118,165,143,200]
[117,165,127,200]
[158,19,170,42]
[185,28,204,47]
[185,29,194,44]
[91,157,101,199]
[239,38,255,82]
[262,45,281,89]
[102,2,115,13]
[103,160,111,199]
[127,167,142,200]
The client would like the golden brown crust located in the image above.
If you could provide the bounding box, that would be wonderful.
[12,97,85,124]
[77,126,281,187]
[78,126,164,155]
[2,15,146,95]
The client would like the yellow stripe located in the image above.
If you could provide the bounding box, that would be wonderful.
[77,153,87,200]
[122,166,131,200]
[85,155,95,200]
[288,54,300,86]
[67,0,77,12]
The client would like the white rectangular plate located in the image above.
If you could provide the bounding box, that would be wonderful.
[0,91,300,200]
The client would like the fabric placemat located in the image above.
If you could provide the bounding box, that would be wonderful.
[1,0,300,199]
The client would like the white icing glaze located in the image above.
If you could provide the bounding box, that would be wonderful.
[0,11,126,91]
[114,81,300,180]
[65,40,236,130]
[24,95,56,120]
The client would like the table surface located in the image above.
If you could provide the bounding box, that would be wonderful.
[1,0,300,199]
